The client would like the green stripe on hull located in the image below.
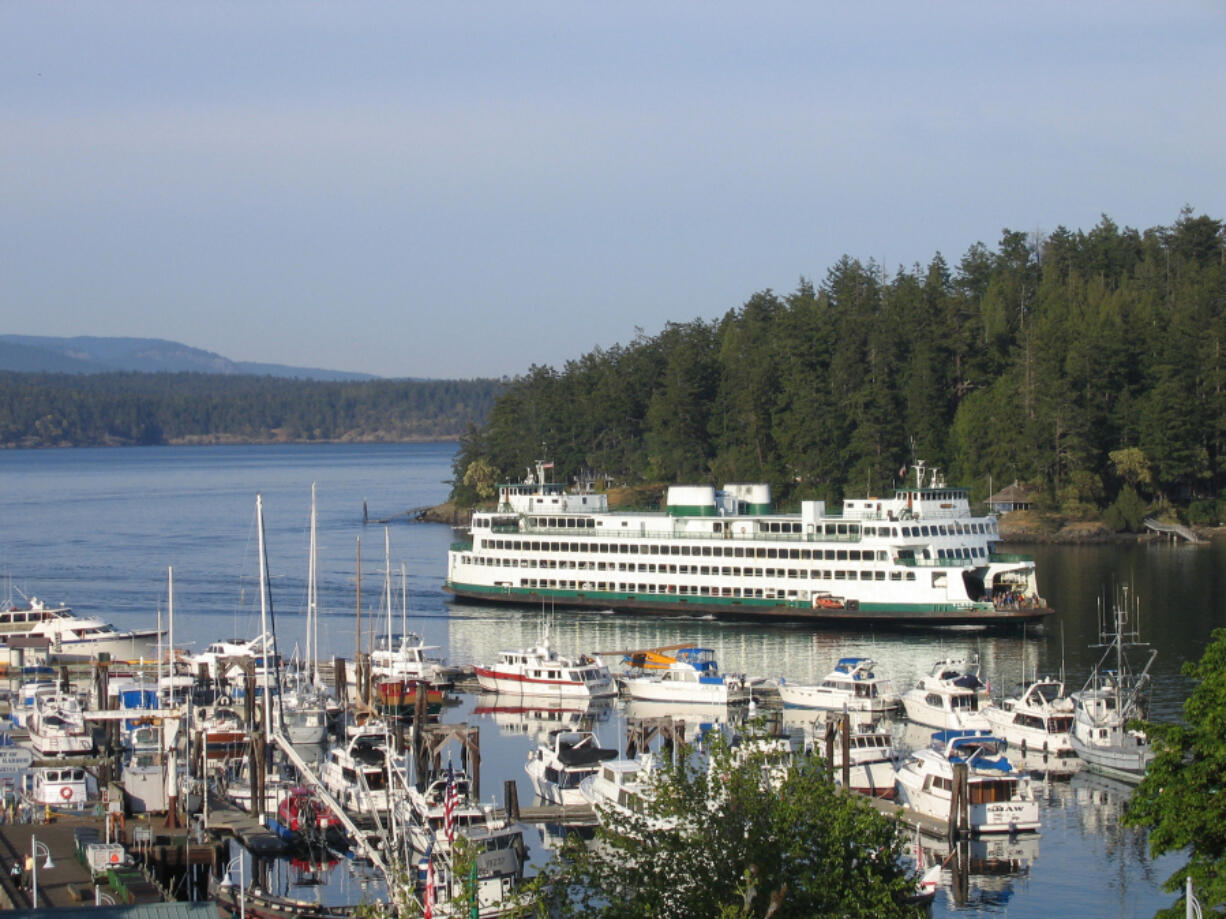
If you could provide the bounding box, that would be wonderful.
[443,581,1053,625]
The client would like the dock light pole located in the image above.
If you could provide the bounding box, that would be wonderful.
[221,853,246,919]
[30,835,54,907]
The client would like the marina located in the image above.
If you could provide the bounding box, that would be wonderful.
[0,441,1210,917]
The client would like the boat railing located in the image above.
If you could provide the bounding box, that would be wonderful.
[494,525,866,544]
[895,557,976,569]
[987,553,1036,564]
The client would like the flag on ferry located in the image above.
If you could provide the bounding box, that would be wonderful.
[540,461,554,469]
[444,763,459,843]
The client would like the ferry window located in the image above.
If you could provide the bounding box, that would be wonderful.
[875,571,885,580]
[788,549,799,560]
[702,546,712,557]
[836,550,847,561]
[837,524,848,535]
[906,572,916,581]
[834,571,845,580]
[767,548,778,559]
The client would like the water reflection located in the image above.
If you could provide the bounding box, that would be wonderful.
[473,693,614,742]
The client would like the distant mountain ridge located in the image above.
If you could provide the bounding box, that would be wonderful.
[0,335,378,381]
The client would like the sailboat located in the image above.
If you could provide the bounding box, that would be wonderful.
[280,485,331,746]
[1069,586,1157,783]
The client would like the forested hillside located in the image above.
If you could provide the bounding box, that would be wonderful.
[0,373,502,446]
[451,210,1226,525]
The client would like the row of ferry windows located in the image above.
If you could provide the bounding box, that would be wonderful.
[481,539,893,561]
[514,578,912,595]
[463,555,917,582]
[476,516,996,539]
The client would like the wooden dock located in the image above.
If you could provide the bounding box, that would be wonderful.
[1144,517,1206,543]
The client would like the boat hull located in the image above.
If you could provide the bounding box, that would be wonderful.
[446,582,1053,626]
[474,667,614,699]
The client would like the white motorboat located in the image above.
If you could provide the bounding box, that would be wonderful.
[371,632,458,688]
[620,648,751,705]
[1069,590,1157,783]
[902,657,993,730]
[579,753,674,832]
[526,729,618,806]
[400,771,529,919]
[26,688,94,756]
[185,633,278,681]
[0,596,160,661]
[806,718,900,799]
[894,730,1040,834]
[320,725,398,815]
[984,678,1079,774]
[777,657,900,714]
[9,679,57,728]
[474,629,616,699]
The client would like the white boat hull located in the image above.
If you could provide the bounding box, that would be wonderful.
[474,668,615,699]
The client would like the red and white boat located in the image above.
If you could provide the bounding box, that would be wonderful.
[474,630,616,699]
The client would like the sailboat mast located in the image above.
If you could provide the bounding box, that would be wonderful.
[384,527,392,655]
[168,566,174,679]
[257,494,274,744]
[308,483,318,688]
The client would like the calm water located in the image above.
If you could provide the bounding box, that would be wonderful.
[2,442,1216,917]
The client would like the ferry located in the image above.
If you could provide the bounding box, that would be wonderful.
[445,461,1051,625]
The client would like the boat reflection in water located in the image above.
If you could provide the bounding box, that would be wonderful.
[474,692,613,736]
[913,830,1040,910]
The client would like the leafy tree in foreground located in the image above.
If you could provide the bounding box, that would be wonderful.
[1125,627,1226,917]
[545,731,922,919]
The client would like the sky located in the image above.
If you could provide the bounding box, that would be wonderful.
[2,3,1224,380]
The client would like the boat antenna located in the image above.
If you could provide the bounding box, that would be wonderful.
[1059,620,1066,686]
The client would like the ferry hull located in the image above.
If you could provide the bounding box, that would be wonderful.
[445,582,1053,626]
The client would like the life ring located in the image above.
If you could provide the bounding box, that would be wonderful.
[218,695,231,707]
[60,786,74,801]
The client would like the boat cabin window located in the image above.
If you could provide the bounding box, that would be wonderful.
[968,779,1016,804]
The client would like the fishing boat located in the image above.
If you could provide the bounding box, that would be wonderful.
[984,678,1079,774]
[445,460,1051,625]
[26,764,97,810]
[894,730,1040,834]
[901,657,993,730]
[474,629,617,699]
[194,701,249,761]
[620,650,752,705]
[1069,589,1157,783]
[0,595,161,660]
[525,729,618,806]
[372,677,445,720]
[777,657,900,714]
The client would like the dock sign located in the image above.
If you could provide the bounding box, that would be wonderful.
[0,748,34,774]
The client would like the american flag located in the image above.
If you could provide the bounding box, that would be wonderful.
[423,855,434,919]
[443,764,459,844]
[540,461,554,469]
